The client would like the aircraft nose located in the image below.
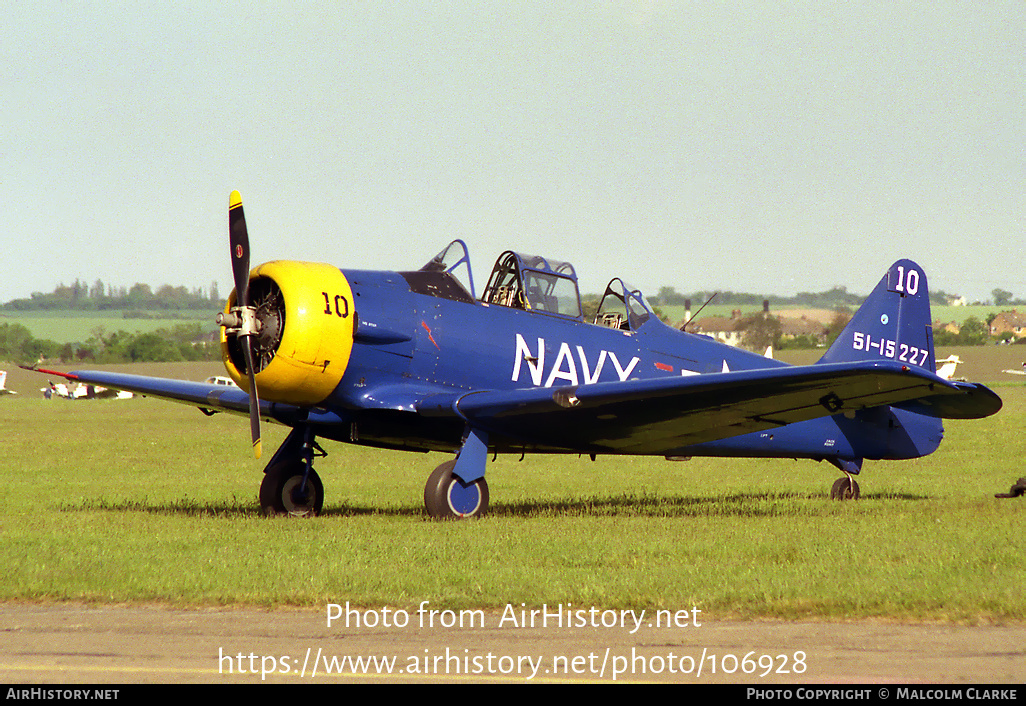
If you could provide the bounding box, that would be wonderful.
[220,262,356,406]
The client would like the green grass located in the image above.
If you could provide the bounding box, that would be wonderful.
[1,382,1023,622]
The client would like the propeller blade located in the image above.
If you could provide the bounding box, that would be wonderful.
[228,190,251,307]
[228,190,262,459]
[243,343,262,459]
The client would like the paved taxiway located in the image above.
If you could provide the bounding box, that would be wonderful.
[1,603,1023,684]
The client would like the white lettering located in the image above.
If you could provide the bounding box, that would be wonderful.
[513,335,640,387]
[545,342,579,387]
[609,351,639,381]
[577,345,607,384]
[512,334,545,386]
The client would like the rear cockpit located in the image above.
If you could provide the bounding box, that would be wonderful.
[401,240,656,330]
[594,278,653,331]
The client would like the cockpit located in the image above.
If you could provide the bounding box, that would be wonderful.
[593,278,652,331]
[481,251,582,318]
[401,240,656,331]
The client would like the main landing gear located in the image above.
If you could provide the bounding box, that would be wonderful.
[423,426,491,520]
[260,452,490,520]
[260,461,323,517]
[259,426,326,517]
[423,459,490,520]
[258,424,492,520]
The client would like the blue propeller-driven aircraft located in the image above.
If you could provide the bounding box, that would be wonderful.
[30,192,1002,519]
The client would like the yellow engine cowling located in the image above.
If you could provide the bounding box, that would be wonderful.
[221,261,355,406]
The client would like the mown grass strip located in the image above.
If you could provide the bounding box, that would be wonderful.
[0,383,1023,622]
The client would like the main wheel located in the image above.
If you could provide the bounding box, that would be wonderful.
[830,476,860,501]
[424,460,489,520]
[260,462,324,517]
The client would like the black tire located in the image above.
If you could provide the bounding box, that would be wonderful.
[260,462,324,517]
[830,476,860,501]
[424,460,489,520]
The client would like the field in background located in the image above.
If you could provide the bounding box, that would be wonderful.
[0,356,1022,621]
[6,303,1022,346]
[0,309,218,345]
[658,304,1020,327]
[931,305,1022,326]
[774,345,1026,383]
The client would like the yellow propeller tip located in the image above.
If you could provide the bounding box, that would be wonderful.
[253,440,262,459]
[230,190,243,209]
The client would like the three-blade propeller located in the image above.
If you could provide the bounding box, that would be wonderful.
[223,191,262,459]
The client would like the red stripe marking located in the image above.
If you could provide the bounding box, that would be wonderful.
[31,368,79,380]
[421,321,440,350]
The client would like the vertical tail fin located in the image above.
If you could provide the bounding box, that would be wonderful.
[818,259,935,373]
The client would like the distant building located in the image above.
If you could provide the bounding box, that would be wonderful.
[688,313,743,347]
[688,307,829,348]
[777,315,828,343]
[990,310,1026,341]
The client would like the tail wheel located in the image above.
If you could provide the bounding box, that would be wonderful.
[830,476,860,501]
[424,460,489,520]
[260,462,324,517]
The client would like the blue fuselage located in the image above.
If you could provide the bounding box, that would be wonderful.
[317,269,942,464]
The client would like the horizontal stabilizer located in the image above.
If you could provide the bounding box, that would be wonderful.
[898,381,1002,419]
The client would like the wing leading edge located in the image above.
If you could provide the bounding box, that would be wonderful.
[25,368,346,428]
[419,360,1001,454]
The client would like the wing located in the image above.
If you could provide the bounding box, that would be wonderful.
[417,360,1002,454]
[26,368,346,427]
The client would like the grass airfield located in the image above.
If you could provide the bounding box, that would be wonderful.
[0,354,1023,623]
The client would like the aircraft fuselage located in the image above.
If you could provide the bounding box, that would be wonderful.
[323,268,942,464]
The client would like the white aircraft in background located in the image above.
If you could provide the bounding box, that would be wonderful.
[935,355,963,381]
[43,379,133,400]
[0,370,17,395]
[204,375,240,388]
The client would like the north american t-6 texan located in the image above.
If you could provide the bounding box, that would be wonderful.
[30,192,1002,519]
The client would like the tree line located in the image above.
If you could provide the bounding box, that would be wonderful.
[2,281,1022,366]
[1,279,221,312]
[651,285,867,308]
[6,280,1023,313]
[650,286,1026,308]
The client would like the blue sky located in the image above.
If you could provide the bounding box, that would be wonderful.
[3,2,1023,303]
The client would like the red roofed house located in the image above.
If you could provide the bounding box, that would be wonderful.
[990,310,1026,341]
